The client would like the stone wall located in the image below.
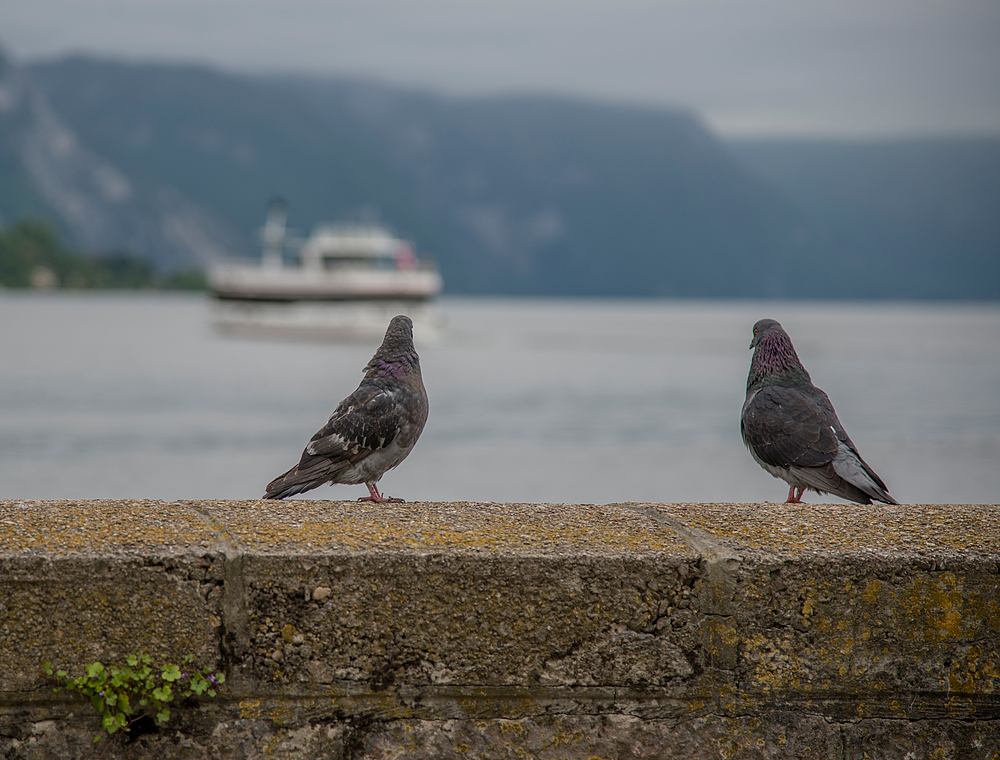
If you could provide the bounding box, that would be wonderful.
[0,499,997,759]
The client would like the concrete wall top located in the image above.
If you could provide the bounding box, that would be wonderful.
[1,499,996,559]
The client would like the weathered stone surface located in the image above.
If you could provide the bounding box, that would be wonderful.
[0,499,997,759]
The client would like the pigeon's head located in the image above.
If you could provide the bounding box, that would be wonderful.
[367,315,420,375]
[747,318,809,390]
[382,314,415,348]
[750,318,784,350]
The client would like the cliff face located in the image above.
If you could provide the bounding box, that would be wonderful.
[0,51,246,271]
[0,50,50,225]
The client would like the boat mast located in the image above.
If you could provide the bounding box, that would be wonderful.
[261,198,288,269]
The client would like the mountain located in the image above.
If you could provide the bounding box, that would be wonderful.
[281,78,825,297]
[1,50,996,298]
[22,55,817,296]
[0,52,53,224]
[728,139,1000,299]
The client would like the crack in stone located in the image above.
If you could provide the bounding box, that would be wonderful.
[176,501,250,670]
[616,503,743,619]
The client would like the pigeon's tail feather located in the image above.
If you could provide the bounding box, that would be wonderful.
[832,445,898,505]
[870,488,898,505]
[789,464,877,505]
[858,464,898,505]
[263,465,324,500]
[855,477,898,505]
[787,447,898,506]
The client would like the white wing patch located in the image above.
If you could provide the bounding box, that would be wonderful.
[307,432,360,456]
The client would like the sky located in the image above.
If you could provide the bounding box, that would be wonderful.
[1,0,999,138]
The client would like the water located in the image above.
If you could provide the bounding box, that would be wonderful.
[1,292,998,504]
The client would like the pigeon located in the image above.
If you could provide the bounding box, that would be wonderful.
[263,315,428,502]
[741,318,897,505]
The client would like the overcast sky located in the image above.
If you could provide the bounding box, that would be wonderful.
[1,0,998,137]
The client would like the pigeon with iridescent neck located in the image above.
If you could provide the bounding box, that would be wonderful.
[264,315,428,501]
[741,318,897,505]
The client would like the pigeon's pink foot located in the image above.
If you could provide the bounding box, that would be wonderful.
[358,483,405,504]
[785,486,805,503]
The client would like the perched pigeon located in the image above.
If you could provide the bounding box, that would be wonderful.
[741,319,897,505]
[263,315,428,502]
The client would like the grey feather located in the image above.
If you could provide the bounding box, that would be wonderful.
[741,319,897,505]
[263,315,428,501]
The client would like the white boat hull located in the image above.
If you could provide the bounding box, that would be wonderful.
[210,298,444,343]
[208,263,443,301]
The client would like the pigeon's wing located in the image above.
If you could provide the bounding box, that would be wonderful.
[743,385,898,505]
[801,386,898,503]
[741,385,839,469]
[301,381,402,466]
[263,382,404,499]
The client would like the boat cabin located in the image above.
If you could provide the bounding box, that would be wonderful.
[299,224,418,272]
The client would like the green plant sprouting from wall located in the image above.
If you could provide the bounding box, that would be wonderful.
[43,654,225,745]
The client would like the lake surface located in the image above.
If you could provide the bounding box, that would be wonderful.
[1,293,998,504]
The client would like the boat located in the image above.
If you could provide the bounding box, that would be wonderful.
[209,201,443,341]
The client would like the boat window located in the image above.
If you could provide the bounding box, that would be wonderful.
[322,256,375,269]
